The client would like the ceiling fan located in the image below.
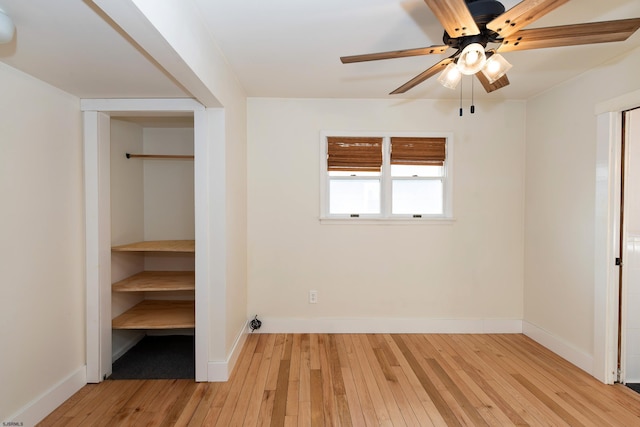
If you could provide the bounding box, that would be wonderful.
[340,0,640,95]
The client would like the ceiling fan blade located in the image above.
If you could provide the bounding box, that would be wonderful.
[340,45,448,64]
[423,0,480,38]
[390,58,455,95]
[476,72,510,93]
[487,0,570,38]
[497,18,640,52]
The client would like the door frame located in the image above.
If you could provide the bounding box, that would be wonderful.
[594,89,640,383]
[82,98,210,382]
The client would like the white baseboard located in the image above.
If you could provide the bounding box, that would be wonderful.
[207,322,249,381]
[523,321,594,375]
[251,317,523,334]
[4,366,86,427]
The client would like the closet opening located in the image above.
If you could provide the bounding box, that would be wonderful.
[108,112,196,380]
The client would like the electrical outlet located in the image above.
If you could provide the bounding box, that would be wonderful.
[309,290,318,304]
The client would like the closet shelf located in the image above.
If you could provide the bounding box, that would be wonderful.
[126,153,194,160]
[112,240,195,253]
[112,300,195,329]
[112,271,195,292]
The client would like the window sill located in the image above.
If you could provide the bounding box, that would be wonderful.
[319,217,456,225]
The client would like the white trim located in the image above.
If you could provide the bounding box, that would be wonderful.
[207,362,229,382]
[194,107,211,382]
[251,317,522,334]
[84,111,100,383]
[319,131,454,221]
[84,111,112,383]
[319,218,456,225]
[593,111,622,383]
[207,322,249,381]
[523,321,594,375]
[3,366,86,427]
[80,98,204,112]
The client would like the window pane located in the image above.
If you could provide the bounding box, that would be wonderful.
[392,179,443,214]
[391,164,443,177]
[329,179,380,214]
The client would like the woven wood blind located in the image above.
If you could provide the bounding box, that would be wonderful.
[390,137,446,166]
[327,136,383,172]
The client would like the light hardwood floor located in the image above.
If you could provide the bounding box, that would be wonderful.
[39,333,640,426]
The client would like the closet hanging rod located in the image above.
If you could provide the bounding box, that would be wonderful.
[125,153,194,160]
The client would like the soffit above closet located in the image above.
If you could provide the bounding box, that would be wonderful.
[0,0,190,99]
[112,113,194,129]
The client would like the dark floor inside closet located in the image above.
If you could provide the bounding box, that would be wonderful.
[627,383,640,394]
[109,335,195,380]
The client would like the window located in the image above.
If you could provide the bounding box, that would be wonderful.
[321,133,453,220]
[327,136,382,215]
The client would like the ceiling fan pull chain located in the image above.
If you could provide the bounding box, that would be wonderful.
[471,77,476,114]
[459,78,463,117]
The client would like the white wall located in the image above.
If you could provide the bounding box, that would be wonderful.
[143,127,195,241]
[111,120,144,248]
[110,124,195,269]
[247,98,526,329]
[525,46,640,362]
[110,119,145,360]
[0,63,85,421]
[142,127,196,275]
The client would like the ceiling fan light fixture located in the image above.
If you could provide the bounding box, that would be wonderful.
[481,53,512,84]
[457,42,487,75]
[0,9,15,44]
[437,62,462,89]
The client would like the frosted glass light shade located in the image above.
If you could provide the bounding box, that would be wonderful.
[481,53,513,83]
[457,43,486,75]
[0,10,15,44]
[437,62,462,89]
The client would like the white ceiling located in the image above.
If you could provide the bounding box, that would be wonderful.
[0,0,190,98]
[1,0,639,101]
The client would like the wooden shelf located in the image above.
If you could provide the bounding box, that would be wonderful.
[112,271,195,292]
[112,240,195,253]
[112,300,195,329]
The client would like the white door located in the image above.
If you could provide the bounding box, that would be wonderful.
[623,108,640,383]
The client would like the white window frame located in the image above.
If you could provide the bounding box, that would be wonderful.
[320,131,454,223]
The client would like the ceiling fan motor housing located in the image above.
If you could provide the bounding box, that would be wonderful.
[443,0,506,49]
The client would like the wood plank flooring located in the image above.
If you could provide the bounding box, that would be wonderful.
[38,334,640,426]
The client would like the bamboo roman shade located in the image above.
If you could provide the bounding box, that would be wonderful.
[327,136,383,172]
[390,137,446,166]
